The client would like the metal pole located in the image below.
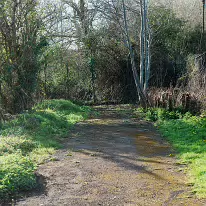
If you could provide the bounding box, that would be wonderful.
[203,0,205,35]
[201,0,205,52]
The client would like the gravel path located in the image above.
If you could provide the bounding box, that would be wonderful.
[15,105,205,206]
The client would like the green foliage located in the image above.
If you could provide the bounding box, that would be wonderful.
[39,44,92,100]
[149,6,184,54]
[148,5,203,87]
[0,154,37,200]
[135,107,182,122]
[0,100,91,200]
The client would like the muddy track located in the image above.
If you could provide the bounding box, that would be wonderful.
[15,105,205,206]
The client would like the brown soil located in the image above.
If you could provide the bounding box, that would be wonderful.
[15,105,206,206]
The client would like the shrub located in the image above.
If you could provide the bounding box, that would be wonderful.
[0,154,37,200]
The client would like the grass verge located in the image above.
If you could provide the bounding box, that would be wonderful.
[135,107,206,198]
[0,99,91,200]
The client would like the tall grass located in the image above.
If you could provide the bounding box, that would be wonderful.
[0,100,91,200]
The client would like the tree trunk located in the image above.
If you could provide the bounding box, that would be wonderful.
[122,0,148,107]
[140,0,145,88]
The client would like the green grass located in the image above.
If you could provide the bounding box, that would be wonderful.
[135,107,206,197]
[0,99,91,200]
[158,116,206,198]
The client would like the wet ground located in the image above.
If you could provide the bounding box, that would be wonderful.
[16,105,206,206]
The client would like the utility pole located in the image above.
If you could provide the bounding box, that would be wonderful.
[202,0,205,52]
[203,0,205,35]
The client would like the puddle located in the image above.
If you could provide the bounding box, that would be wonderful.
[134,133,170,157]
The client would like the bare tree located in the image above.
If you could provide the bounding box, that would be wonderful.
[139,0,151,92]
[122,0,148,106]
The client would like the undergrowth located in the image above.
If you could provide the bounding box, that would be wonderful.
[0,99,91,200]
[135,107,206,198]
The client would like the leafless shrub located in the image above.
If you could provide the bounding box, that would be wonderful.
[147,87,201,114]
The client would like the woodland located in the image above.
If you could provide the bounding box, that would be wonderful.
[0,0,205,113]
[0,0,206,202]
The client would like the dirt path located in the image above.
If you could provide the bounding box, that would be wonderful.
[16,105,205,206]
